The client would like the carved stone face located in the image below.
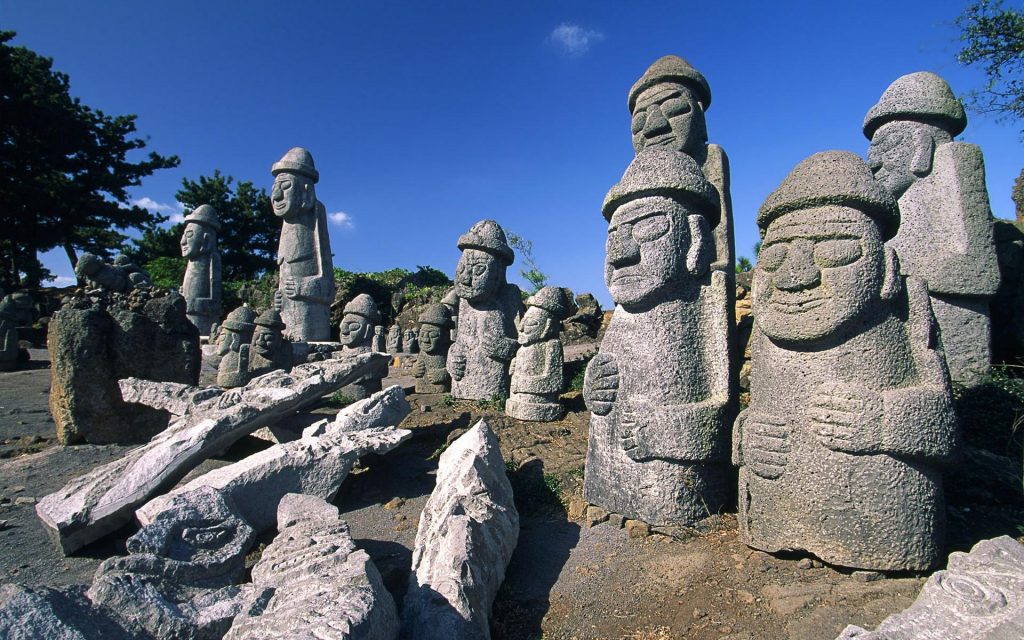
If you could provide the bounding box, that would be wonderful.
[271,172,312,219]
[180,223,209,259]
[375,325,385,337]
[418,323,449,354]
[867,120,941,199]
[754,207,886,344]
[605,195,692,308]
[631,83,707,157]
[339,313,371,347]
[252,326,280,356]
[518,306,552,345]
[455,248,502,303]
[217,328,244,356]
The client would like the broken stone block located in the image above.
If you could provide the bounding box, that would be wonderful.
[837,536,1024,639]
[401,420,519,639]
[0,583,129,640]
[137,385,412,533]
[118,378,222,417]
[36,352,387,554]
[585,505,609,528]
[225,494,398,640]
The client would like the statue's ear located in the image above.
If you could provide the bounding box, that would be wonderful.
[301,180,316,209]
[686,214,713,276]
[910,131,934,177]
[881,245,902,301]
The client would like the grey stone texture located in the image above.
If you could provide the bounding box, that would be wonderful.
[248,309,292,378]
[272,147,335,342]
[372,325,386,352]
[506,286,573,422]
[0,583,130,640]
[736,150,958,571]
[837,536,1024,639]
[583,146,735,527]
[401,420,519,640]
[119,378,223,417]
[560,291,601,344]
[36,352,387,554]
[225,494,399,640]
[441,287,459,342]
[74,253,153,293]
[180,204,223,336]
[413,304,454,394]
[386,324,402,354]
[865,71,1000,386]
[447,220,524,400]
[216,306,257,388]
[138,385,412,533]
[338,294,388,400]
[48,290,200,444]
[403,329,418,353]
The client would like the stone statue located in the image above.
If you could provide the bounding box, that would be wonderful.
[386,325,402,355]
[506,286,573,422]
[446,220,524,400]
[75,253,152,293]
[216,306,257,388]
[864,71,1000,386]
[271,147,335,342]
[412,304,454,394]
[337,294,388,400]
[248,309,291,378]
[179,204,222,336]
[583,147,734,526]
[372,325,386,352]
[735,150,958,571]
[441,287,459,342]
[0,295,20,371]
[404,328,419,353]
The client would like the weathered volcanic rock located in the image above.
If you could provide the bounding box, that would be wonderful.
[0,584,129,640]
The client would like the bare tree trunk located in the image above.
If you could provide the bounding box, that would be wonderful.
[63,242,81,286]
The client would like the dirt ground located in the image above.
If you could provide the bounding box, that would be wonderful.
[1,348,1021,640]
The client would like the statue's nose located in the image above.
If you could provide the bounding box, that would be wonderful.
[607,227,641,268]
[643,105,671,137]
[774,242,820,291]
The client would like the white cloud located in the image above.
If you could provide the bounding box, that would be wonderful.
[133,197,182,214]
[46,275,78,287]
[548,23,604,56]
[328,211,355,229]
[169,213,186,223]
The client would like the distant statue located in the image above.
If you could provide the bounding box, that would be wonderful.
[248,309,291,378]
[75,253,152,293]
[179,204,222,336]
[386,325,402,355]
[0,295,21,371]
[372,325,386,352]
[271,147,334,342]
[413,304,454,394]
[441,287,459,342]
[404,328,419,354]
[337,294,387,400]
[507,287,573,421]
[216,306,257,388]
[864,72,1000,385]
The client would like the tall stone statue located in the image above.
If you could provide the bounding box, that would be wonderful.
[412,304,454,394]
[216,306,257,388]
[735,151,958,571]
[372,325,386,352]
[446,220,524,400]
[583,147,734,526]
[864,71,1000,385]
[506,286,573,422]
[271,147,335,342]
[179,204,222,336]
[337,294,388,400]
[386,325,402,355]
[248,309,291,378]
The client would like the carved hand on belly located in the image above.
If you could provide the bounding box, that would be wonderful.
[620,402,653,461]
[448,352,467,381]
[739,411,791,479]
[584,353,619,416]
[808,382,882,454]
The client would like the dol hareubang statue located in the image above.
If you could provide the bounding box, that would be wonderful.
[735,151,958,571]
[271,147,335,342]
[337,294,387,400]
[412,304,454,394]
[179,204,222,336]
[506,286,573,422]
[583,147,734,526]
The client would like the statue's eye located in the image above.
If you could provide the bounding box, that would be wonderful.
[631,214,670,243]
[759,243,788,272]
[472,264,487,276]
[181,525,233,549]
[814,239,862,268]
[631,112,646,134]
[661,97,691,118]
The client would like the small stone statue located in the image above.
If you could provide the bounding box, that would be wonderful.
[271,147,335,342]
[412,304,454,393]
[75,253,152,293]
[506,286,573,421]
[864,72,1000,385]
[337,294,388,400]
[441,288,459,342]
[386,325,402,355]
[583,147,734,527]
[372,325,386,352]
[179,204,222,336]
[735,151,958,571]
[404,328,419,353]
[0,295,20,371]
[447,220,524,400]
[248,309,291,378]
[216,306,257,388]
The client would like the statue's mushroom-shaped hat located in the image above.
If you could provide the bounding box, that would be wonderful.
[272,147,319,183]
[602,146,719,223]
[254,309,286,331]
[526,286,575,320]
[183,204,221,232]
[863,71,966,139]
[342,293,381,323]
[457,219,515,265]
[418,303,454,328]
[628,55,712,114]
[222,305,257,333]
[758,150,900,240]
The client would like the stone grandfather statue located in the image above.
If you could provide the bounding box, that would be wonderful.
[248,309,292,378]
[337,294,388,400]
[735,151,958,571]
[446,220,524,400]
[75,253,152,293]
[271,147,335,342]
[372,325,386,352]
[404,328,418,354]
[386,325,402,355]
[864,71,1000,386]
[412,304,454,394]
[216,306,257,388]
[506,286,573,422]
[179,204,223,336]
[441,287,459,342]
[583,147,734,527]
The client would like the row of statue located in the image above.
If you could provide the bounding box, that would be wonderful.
[70,55,1003,573]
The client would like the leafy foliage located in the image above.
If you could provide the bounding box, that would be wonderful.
[954,363,1024,460]
[507,232,548,293]
[333,265,452,325]
[0,31,179,288]
[955,0,1024,136]
[735,256,753,273]
[144,256,186,289]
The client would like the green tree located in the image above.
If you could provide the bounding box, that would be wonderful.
[736,256,753,273]
[1014,167,1024,223]
[955,0,1024,135]
[506,231,548,293]
[0,31,179,289]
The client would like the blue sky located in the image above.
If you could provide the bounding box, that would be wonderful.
[6,1,1021,307]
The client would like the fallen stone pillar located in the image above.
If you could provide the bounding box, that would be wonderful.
[400,419,518,639]
[36,352,388,554]
[118,378,220,417]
